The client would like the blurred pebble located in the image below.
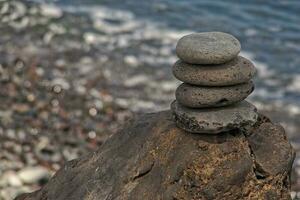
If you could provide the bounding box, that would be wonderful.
[53,85,62,93]
[89,107,98,116]
[1,171,22,187]
[0,187,24,200]
[52,78,70,90]
[62,148,79,160]
[27,93,35,102]
[51,99,59,107]
[124,55,139,67]
[17,167,51,184]
[88,131,96,139]
[24,153,38,165]
[13,104,30,113]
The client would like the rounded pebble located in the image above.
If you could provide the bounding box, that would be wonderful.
[171,100,258,134]
[176,32,241,64]
[176,82,254,108]
[173,56,256,86]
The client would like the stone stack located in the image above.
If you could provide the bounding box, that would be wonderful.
[171,32,258,134]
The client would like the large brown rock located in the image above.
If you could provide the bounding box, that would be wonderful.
[16,111,295,200]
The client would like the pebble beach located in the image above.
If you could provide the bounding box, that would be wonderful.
[1,1,300,199]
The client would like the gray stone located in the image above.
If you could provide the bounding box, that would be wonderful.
[171,100,258,134]
[176,32,241,64]
[173,56,256,86]
[175,82,254,108]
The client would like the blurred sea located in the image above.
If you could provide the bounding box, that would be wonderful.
[32,0,300,107]
[30,0,300,167]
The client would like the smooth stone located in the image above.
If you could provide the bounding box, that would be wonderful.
[173,56,256,86]
[170,100,258,134]
[175,82,254,108]
[176,32,241,64]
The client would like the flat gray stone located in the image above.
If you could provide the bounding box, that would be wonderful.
[176,32,241,64]
[173,56,256,86]
[176,82,254,108]
[171,100,258,134]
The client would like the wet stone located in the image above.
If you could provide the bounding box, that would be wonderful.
[175,81,254,108]
[176,32,241,64]
[170,100,258,134]
[173,56,256,86]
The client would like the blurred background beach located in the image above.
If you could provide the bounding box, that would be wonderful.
[0,0,300,199]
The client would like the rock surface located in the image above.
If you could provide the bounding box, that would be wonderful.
[176,32,241,64]
[175,82,254,108]
[15,111,294,200]
[173,56,256,86]
[247,123,295,176]
[171,100,258,133]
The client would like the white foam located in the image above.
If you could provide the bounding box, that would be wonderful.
[32,2,300,113]
[61,4,293,109]
[286,104,300,115]
[124,75,149,87]
[60,4,190,67]
[240,51,275,79]
[124,55,139,67]
[40,4,62,18]
[287,75,300,92]
[244,28,257,37]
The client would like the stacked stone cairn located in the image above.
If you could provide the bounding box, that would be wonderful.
[171,32,258,134]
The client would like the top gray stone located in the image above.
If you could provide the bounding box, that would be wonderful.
[176,32,241,64]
